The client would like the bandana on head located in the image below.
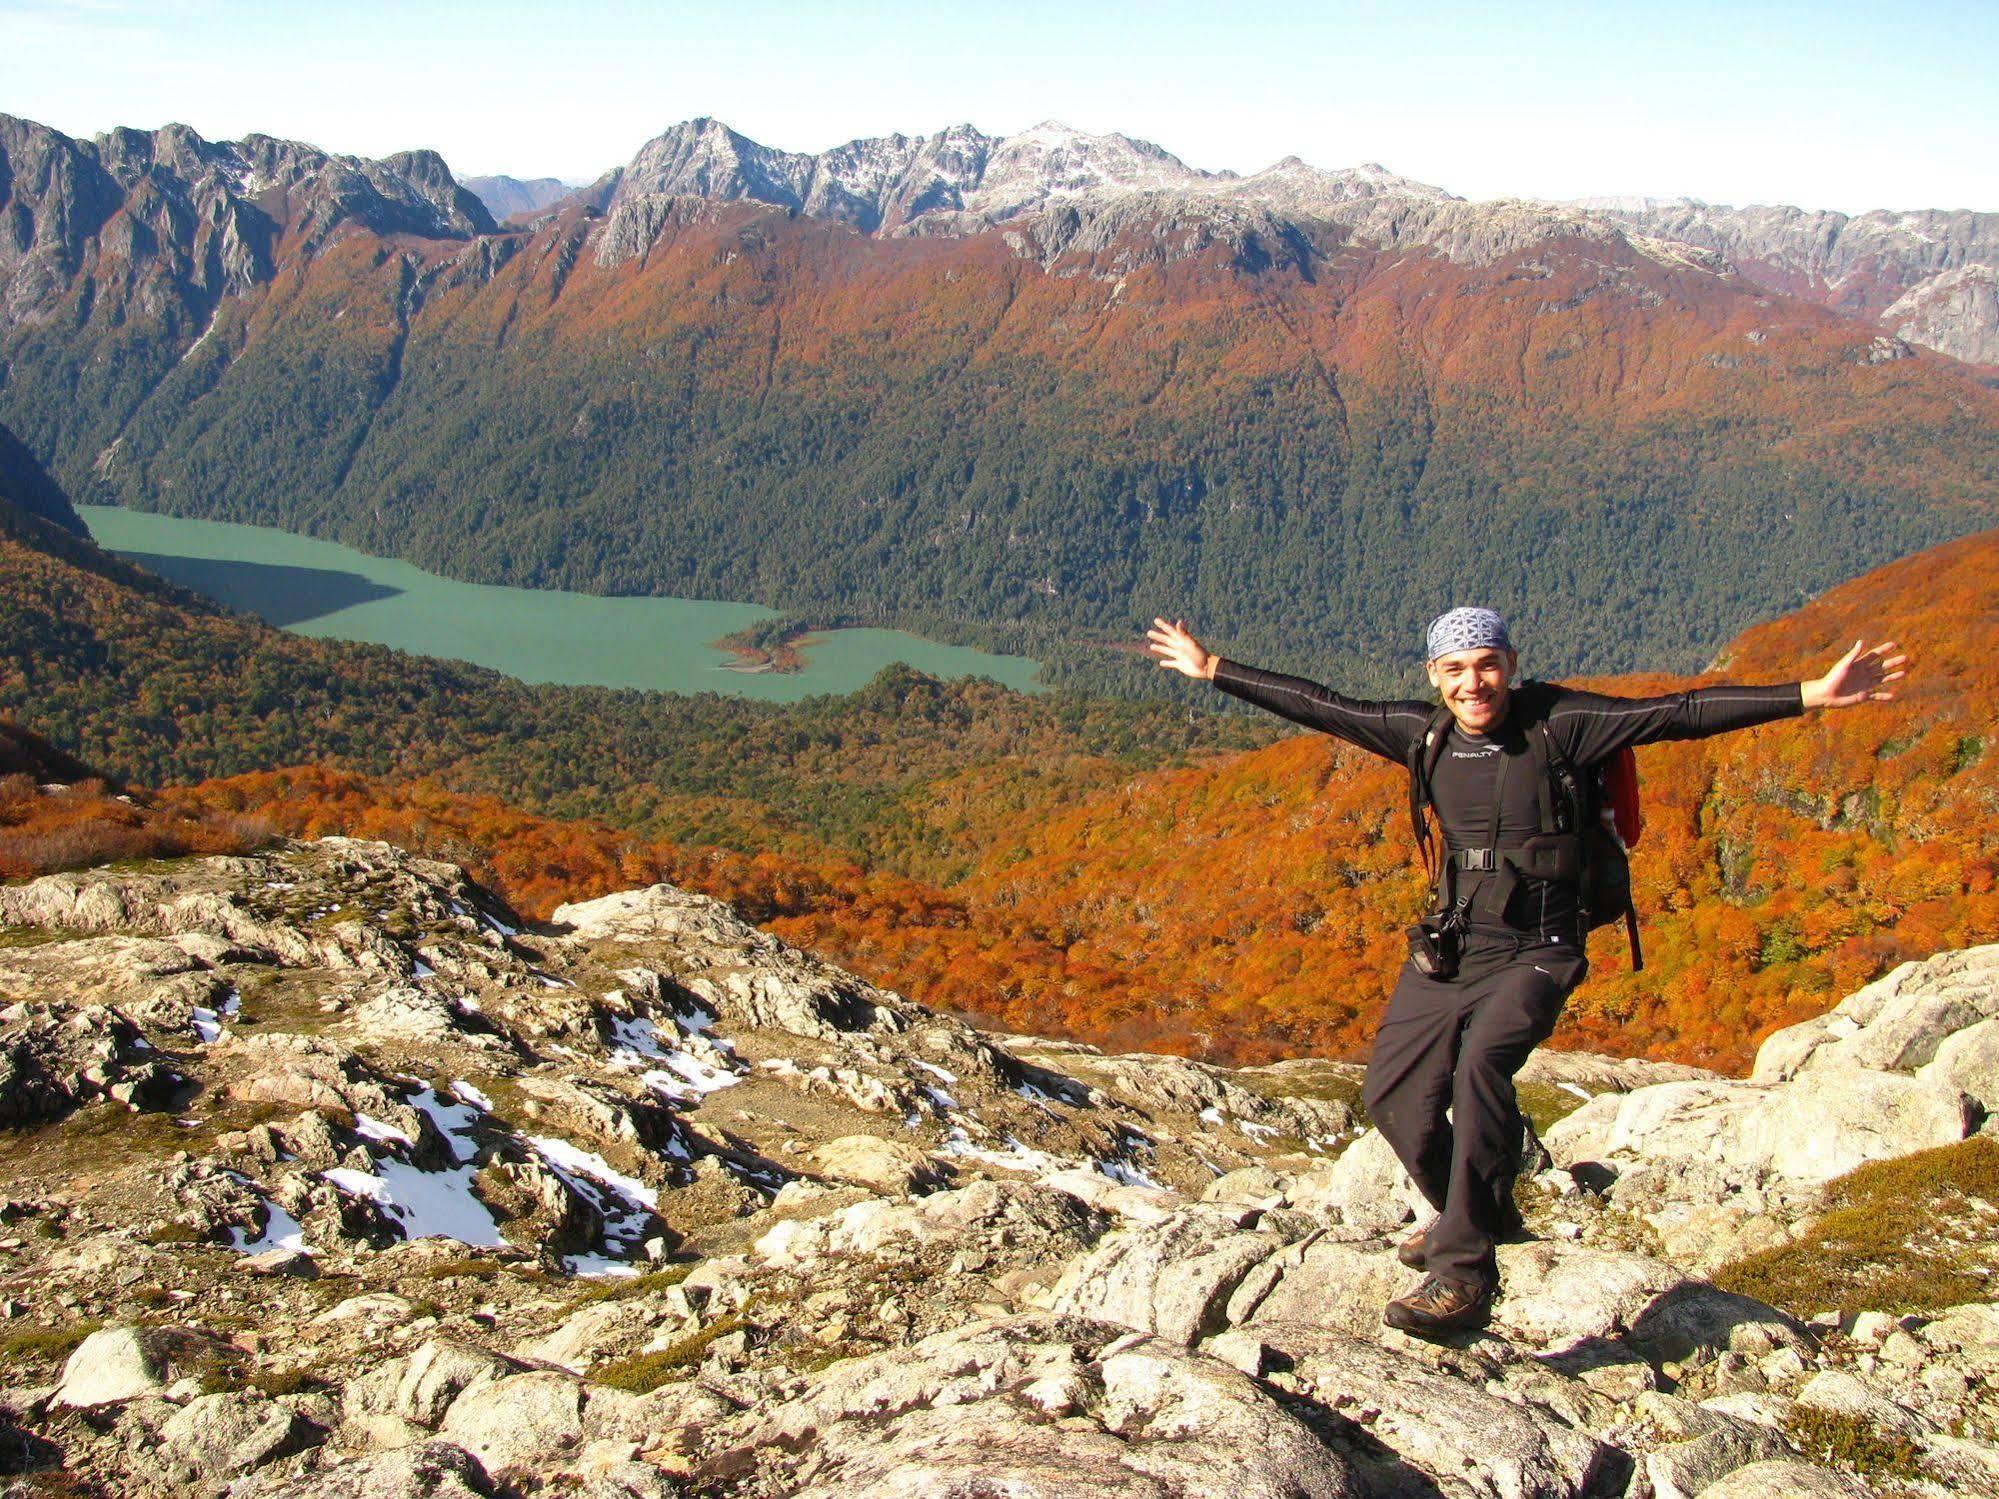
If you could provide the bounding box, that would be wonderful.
[1425,607,1513,662]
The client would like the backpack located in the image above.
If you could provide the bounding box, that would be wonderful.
[1404,683,1645,969]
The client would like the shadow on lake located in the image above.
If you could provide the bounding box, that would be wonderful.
[119,553,403,627]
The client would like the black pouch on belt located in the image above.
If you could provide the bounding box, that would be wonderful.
[1504,833,1584,882]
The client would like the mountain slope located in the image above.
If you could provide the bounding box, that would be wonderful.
[6,114,1999,698]
[0,488,1264,873]
[160,528,1999,1078]
[463,173,578,219]
[0,419,83,534]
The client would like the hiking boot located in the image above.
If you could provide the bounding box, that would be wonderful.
[1382,1274,1494,1337]
[1396,1225,1430,1270]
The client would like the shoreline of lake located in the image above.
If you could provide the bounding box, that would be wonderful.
[77,506,1046,702]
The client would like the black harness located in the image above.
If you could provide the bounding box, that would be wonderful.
[1404,684,1643,967]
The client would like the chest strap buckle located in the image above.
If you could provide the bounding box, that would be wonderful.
[1452,847,1499,872]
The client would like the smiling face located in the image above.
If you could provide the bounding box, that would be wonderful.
[1425,646,1517,736]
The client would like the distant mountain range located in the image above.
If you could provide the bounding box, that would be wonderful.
[2,111,1996,694]
[480,117,1999,363]
[463,174,579,220]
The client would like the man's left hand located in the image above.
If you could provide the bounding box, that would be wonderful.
[1802,639,1908,710]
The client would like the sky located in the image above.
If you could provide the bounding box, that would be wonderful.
[2,0,1993,214]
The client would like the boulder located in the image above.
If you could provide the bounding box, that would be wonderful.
[809,1135,946,1196]
[1236,1321,1617,1498]
[1487,1243,1806,1361]
[1753,944,1999,1082]
[1633,1391,1792,1499]
[55,1325,229,1408]
[1698,1460,1872,1497]
[159,1390,316,1478]
[1793,1368,1933,1436]
[240,1440,495,1498]
[717,1315,1365,1498]
[438,1371,586,1472]
[345,1339,525,1429]
[1049,1206,1295,1345]
[1228,1237,1410,1334]
[1545,1070,1972,1185]
[1921,1016,1999,1112]
[1284,1127,1427,1232]
[1802,993,1985,1073]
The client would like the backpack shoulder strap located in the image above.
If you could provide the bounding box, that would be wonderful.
[1405,705,1455,878]
[1522,683,1584,834]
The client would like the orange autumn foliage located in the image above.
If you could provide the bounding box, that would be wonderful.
[161,529,1998,1077]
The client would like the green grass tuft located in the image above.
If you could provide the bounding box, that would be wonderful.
[0,1321,99,1365]
[564,1263,694,1310]
[1714,1136,1999,1319]
[591,1312,742,1393]
[1781,1406,1928,1483]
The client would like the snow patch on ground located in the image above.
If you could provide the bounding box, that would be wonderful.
[451,1079,495,1111]
[1096,1157,1167,1190]
[323,1162,504,1247]
[527,1135,659,1272]
[222,1173,309,1254]
[937,1127,1073,1177]
[608,1015,743,1102]
[190,988,242,1045]
[354,1114,414,1147]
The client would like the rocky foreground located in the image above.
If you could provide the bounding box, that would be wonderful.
[0,838,1993,1497]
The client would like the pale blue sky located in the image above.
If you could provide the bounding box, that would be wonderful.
[2,0,1992,213]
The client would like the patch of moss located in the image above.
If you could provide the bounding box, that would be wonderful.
[0,1321,100,1365]
[564,1262,694,1311]
[1714,1136,1999,1319]
[245,1367,331,1397]
[1515,1081,1592,1136]
[190,1341,250,1394]
[0,926,89,949]
[591,1311,743,1394]
[1235,1062,1366,1114]
[144,1222,208,1247]
[780,1339,869,1375]
[1781,1405,1928,1483]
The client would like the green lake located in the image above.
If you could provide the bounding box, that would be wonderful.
[78,506,1045,701]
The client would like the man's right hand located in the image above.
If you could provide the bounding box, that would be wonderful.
[1146,617,1218,680]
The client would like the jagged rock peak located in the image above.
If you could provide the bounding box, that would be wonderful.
[0,112,495,261]
[593,116,1464,239]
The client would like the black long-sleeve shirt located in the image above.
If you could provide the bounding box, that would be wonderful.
[1210,658,1805,939]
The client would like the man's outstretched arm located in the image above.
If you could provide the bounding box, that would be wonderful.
[1144,617,1431,763]
[1552,639,1909,764]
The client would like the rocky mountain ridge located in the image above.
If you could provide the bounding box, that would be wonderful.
[6,111,1995,357]
[0,832,1993,1494]
[0,114,492,324]
[556,117,1999,358]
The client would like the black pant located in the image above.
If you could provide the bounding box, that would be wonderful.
[1361,934,1587,1288]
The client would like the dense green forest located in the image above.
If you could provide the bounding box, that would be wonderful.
[0,494,1272,877]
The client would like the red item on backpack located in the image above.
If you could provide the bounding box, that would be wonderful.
[1603,747,1643,849]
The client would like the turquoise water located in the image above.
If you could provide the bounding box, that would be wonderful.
[78,506,1045,701]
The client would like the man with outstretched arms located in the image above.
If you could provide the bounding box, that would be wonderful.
[1144,609,1905,1335]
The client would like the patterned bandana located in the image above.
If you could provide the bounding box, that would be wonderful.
[1424,607,1513,662]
